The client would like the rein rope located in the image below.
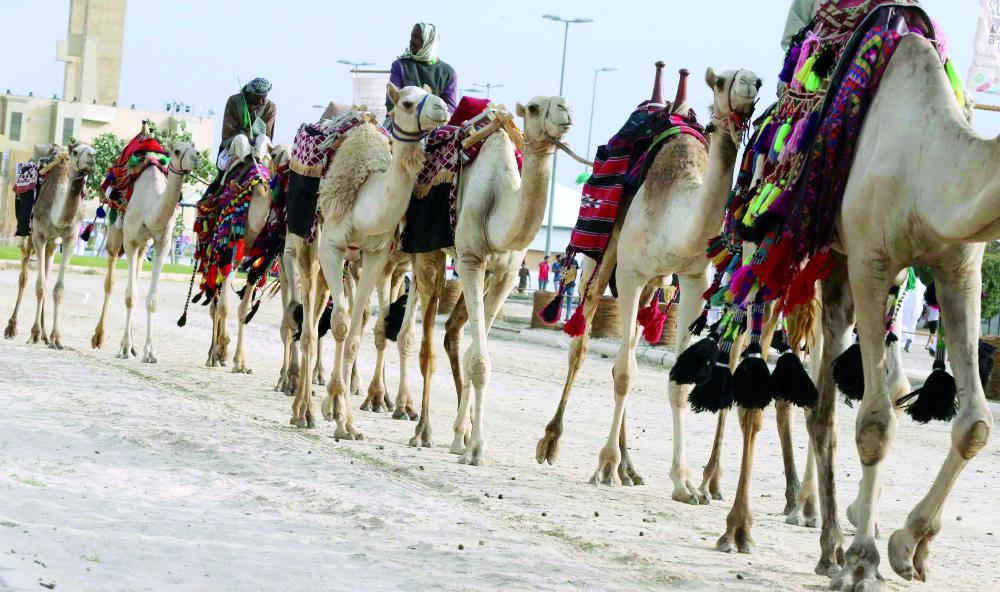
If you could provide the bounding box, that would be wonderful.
[390,94,433,143]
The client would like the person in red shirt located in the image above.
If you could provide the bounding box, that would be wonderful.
[538,255,550,291]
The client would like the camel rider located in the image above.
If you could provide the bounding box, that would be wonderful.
[207,77,277,195]
[385,23,458,117]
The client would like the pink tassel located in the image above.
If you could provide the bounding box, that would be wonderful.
[780,118,808,163]
[729,265,756,304]
[642,306,668,345]
[791,32,820,91]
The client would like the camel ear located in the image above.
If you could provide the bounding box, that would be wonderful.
[422,84,432,94]
[705,68,717,90]
[387,82,401,104]
[515,102,526,118]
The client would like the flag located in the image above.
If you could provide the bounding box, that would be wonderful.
[968,0,1000,94]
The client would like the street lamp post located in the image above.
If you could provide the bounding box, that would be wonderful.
[337,59,375,73]
[585,67,617,166]
[459,87,484,99]
[542,14,593,257]
[474,82,504,99]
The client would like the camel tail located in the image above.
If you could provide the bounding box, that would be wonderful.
[787,293,820,355]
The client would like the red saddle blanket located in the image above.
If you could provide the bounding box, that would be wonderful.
[100,133,169,215]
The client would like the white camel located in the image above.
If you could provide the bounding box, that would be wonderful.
[580,70,761,502]
[290,84,448,434]
[90,140,202,362]
[4,142,95,348]
[802,33,998,590]
[394,95,574,461]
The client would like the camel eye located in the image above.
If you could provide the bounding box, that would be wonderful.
[401,100,414,109]
[174,149,180,156]
[716,78,727,90]
[755,79,762,90]
[527,104,540,115]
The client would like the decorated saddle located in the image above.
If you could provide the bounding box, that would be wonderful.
[100,131,169,219]
[191,162,270,301]
[14,149,71,237]
[286,111,386,240]
[669,0,963,414]
[401,96,525,254]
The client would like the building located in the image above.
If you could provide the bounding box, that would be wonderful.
[0,0,215,237]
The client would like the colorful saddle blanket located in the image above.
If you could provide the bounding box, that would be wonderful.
[100,132,169,215]
[13,162,39,237]
[401,97,524,254]
[241,164,289,291]
[286,111,385,240]
[568,105,707,262]
[193,163,270,299]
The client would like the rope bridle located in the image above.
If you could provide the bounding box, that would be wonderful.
[390,94,433,143]
[707,69,757,146]
[525,97,593,166]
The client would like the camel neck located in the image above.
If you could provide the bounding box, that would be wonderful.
[55,172,86,230]
[484,135,553,252]
[152,168,185,229]
[697,127,740,234]
[354,140,424,235]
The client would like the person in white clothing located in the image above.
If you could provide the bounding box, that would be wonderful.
[900,276,927,352]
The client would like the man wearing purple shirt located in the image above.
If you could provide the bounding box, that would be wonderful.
[385,23,458,115]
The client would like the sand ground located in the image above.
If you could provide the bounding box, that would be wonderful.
[1,268,998,591]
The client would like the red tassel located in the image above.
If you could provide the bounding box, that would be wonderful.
[783,250,832,312]
[752,236,796,291]
[234,239,245,263]
[642,306,668,344]
[563,307,587,337]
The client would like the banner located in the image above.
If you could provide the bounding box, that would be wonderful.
[352,74,390,122]
[969,0,1000,94]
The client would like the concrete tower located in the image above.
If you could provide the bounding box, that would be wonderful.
[56,0,126,106]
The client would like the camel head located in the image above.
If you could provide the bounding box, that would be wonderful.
[386,83,449,141]
[67,142,96,176]
[169,141,201,173]
[705,68,762,132]
[516,96,573,147]
[270,144,291,174]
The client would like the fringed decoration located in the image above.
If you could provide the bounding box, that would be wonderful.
[770,352,818,407]
[779,45,802,84]
[317,299,333,339]
[539,283,565,325]
[564,308,587,337]
[177,266,198,327]
[898,321,956,423]
[733,297,772,409]
[783,249,832,312]
[671,336,720,386]
[242,299,261,324]
[689,347,736,413]
[385,291,408,342]
[833,342,864,404]
[637,289,669,345]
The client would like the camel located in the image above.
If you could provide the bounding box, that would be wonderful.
[289,84,448,434]
[200,134,274,371]
[4,142,96,348]
[90,139,203,362]
[394,94,575,462]
[358,250,413,415]
[795,33,999,589]
[545,70,761,502]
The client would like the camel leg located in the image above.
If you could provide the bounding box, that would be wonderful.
[140,236,170,363]
[28,238,51,345]
[231,278,255,373]
[787,421,820,528]
[6,238,33,340]
[410,251,446,447]
[290,240,319,429]
[48,234,78,350]
[455,259,518,465]
[716,405,764,553]
[830,262,895,592]
[443,291,468,408]
[276,247,300,394]
[117,242,143,359]
[775,400,801,515]
[590,273,643,484]
[362,267,392,413]
[350,300,370,398]
[394,263,419,421]
[809,257,851,577]
[535,251,615,465]
[671,271,713,504]
[319,246,369,440]
[91,226,123,348]
[312,274,329,386]
[886,252,992,584]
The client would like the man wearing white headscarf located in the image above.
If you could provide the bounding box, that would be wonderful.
[385,23,458,114]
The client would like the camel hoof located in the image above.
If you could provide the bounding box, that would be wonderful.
[888,528,930,583]
[535,431,561,465]
[830,540,885,591]
[4,320,15,339]
[48,337,64,350]
[91,331,103,349]
[408,435,433,448]
[382,393,394,412]
[672,483,708,505]
[786,510,818,529]
[617,462,644,487]
[334,428,364,441]
[313,375,326,387]
[589,463,618,486]
[142,353,157,364]
[448,435,466,455]
[459,439,484,466]
[716,530,753,554]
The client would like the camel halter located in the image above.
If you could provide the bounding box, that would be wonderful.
[530,97,594,166]
[390,94,433,143]
[169,154,211,186]
[707,69,757,146]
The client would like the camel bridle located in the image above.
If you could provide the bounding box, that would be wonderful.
[390,93,433,143]
[526,97,593,166]
[709,69,758,146]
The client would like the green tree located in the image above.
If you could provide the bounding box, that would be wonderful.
[982,250,1000,321]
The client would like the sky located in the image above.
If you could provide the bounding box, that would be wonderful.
[1,0,995,190]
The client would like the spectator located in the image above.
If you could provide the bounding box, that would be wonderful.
[562,256,579,321]
[518,260,530,294]
[552,255,563,288]
[538,256,550,291]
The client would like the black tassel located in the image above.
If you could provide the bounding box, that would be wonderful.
[885,331,898,345]
[235,285,248,300]
[385,293,408,342]
[833,343,864,404]
[751,211,783,238]
[733,344,772,409]
[538,293,563,324]
[242,300,261,324]
[689,351,735,413]
[176,312,187,327]
[812,46,836,78]
[897,362,957,423]
[979,339,995,392]
[774,329,790,354]
[292,303,304,340]
[670,337,719,385]
[192,292,202,304]
[735,221,766,244]
[924,282,937,307]
[317,302,333,338]
[609,265,618,298]
[688,314,708,337]
[770,352,818,407]
[80,224,93,242]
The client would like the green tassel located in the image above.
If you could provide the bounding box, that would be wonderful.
[772,121,792,154]
[945,59,966,107]
[575,171,592,185]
